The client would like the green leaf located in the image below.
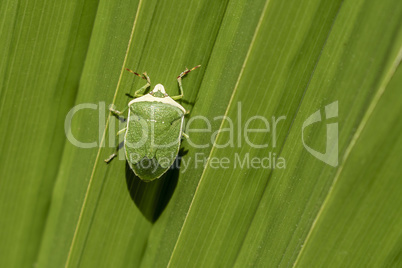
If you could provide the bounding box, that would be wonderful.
[0,0,98,267]
[1,0,401,267]
[293,59,402,268]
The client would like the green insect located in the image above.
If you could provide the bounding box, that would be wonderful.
[105,65,200,181]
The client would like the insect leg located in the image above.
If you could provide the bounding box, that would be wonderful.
[117,127,127,135]
[105,153,117,163]
[109,104,128,116]
[104,140,124,164]
[104,128,126,163]
[126,68,151,97]
[181,132,189,139]
[134,72,151,97]
[172,65,201,100]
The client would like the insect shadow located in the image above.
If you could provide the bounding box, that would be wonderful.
[125,148,188,223]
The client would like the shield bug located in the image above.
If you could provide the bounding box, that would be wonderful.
[105,65,200,181]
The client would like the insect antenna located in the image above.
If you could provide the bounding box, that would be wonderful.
[125,68,147,80]
[177,65,201,79]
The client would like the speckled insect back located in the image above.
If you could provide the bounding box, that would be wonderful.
[105,65,200,181]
